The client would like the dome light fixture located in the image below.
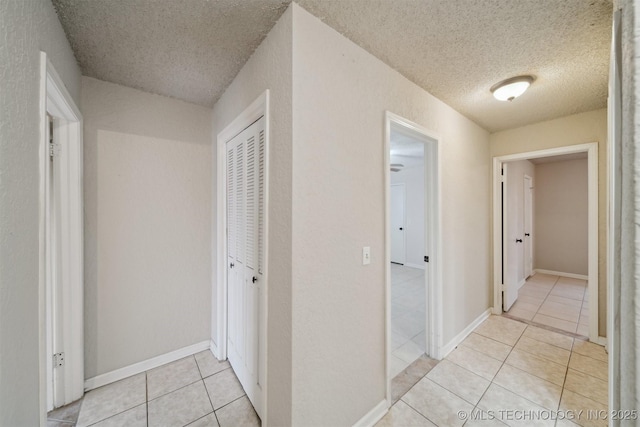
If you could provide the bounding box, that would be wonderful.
[490,75,534,101]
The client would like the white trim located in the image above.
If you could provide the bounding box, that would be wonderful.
[84,341,211,391]
[492,143,599,343]
[534,269,589,281]
[352,400,388,427]
[210,339,220,360]
[440,309,492,358]
[403,263,425,270]
[39,52,84,419]
[517,278,526,290]
[215,91,270,421]
[607,7,621,417]
[593,336,608,347]
[384,112,443,406]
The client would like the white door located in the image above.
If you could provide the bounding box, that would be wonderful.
[523,176,533,279]
[503,164,518,311]
[226,116,265,418]
[390,184,406,264]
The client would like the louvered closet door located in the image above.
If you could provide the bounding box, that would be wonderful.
[226,116,265,418]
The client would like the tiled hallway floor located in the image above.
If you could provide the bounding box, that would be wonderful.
[506,273,589,335]
[390,264,426,377]
[378,315,608,427]
[48,350,259,427]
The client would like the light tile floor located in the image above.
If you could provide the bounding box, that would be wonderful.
[49,350,260,427]
[506,273,589,336]
[377,315,609,427]
[390,263,426,377]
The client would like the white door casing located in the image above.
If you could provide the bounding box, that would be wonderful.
[215,91,269,422]
[502,163,518,311]
[384,112,443,407]
[225,116,265,418]
[390,184,406,264]
[39,52,84,418]
[524,175,533,279]
[492,143,600,344]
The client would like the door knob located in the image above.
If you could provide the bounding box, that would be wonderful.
[525,233,530,237]
[230,262,234,268]
[399,227,403,231]
[516,239,523,243]
[252,276,257,283]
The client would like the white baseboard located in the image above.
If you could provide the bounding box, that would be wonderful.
[352,399,388,427]
[210,339,220,360]
[441,308,492,358]
[594,336,607,347]
[84,340,211,391]
[535,269,588,280]
[403,263,425,270]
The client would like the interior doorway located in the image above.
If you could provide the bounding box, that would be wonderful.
[384,112,442,404]
[493,143,600,343]
[39,52,84,415]
[215,91,270,420]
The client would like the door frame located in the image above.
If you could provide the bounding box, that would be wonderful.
[214,90,270,420]
[523,174,534,279]
[492,143,601,343]
[38,52,84,417]
[384,111,443,405]
[389,183,407,265]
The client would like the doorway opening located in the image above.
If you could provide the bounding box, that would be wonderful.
[384,112,442,403]
[39,52,84,416]
[215,91,269,420]
[493,143,601,343]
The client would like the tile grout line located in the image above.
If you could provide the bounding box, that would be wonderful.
[200,369,219,427]
[468,322,526,422]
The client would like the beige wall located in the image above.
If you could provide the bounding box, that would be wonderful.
[291,4,491,424]
[82,77,212,378]
[535,159,588,275]
[210,7,293,425]
[0,0,81,424]
[490,108,607,335]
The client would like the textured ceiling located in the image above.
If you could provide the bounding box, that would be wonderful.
[52,0,290,107]
[297,0,612,132]
[52,0,612,132]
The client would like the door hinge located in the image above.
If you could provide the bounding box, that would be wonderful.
[500,284,506,292]
[49,141,55,159]
[53,352,65,368]
[424,256,429,263]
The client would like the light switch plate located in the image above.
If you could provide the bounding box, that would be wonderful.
[363,246,371,265]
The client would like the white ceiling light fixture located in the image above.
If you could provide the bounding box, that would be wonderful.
[490,75,535,101]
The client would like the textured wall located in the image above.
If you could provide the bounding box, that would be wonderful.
[82,77,212,378]
[535,159,588,275]
[490,109,608,335]
[0,0,81,425]
[291,4,491,425]
[210,7,293,426]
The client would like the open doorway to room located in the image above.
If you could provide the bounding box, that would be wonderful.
[493,144,599,342]
[384,112,442,401]
[389,133,426,377]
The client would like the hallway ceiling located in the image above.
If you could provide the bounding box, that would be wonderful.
[52,0,612,132]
